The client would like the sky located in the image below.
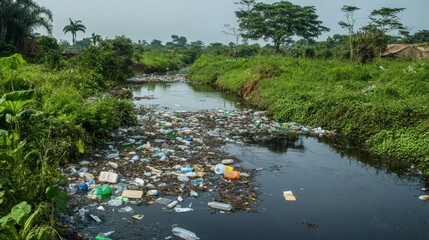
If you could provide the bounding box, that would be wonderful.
[34,0,428,45]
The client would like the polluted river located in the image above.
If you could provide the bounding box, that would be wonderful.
[62,73,429,240]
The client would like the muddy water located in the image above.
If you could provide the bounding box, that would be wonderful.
[83,80,428,240]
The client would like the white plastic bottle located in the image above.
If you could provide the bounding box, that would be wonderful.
[172,227,199,240]
[208,201,232,211]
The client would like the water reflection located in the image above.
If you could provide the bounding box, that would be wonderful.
[132,81,241,111]
[250,136,305,153]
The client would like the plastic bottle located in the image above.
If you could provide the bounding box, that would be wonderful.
[90,185,112,199]
[214,164,225,175]
[167,200,179,209]
[146,190,158,196]
[181,167,193,173]
[78,180,94,191]
[95,236,112,240]
[208,201,232,211]
[172,227,199,240]
[136,145,144,151]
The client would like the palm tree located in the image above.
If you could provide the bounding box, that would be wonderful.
[63,18,86,45]
[0,0,52,51]
[90,33,102,46]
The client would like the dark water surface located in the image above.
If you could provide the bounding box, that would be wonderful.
[90,81,428,240]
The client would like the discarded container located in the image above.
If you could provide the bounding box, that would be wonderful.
[221,159,234,164]
[214,164,225,175]
[181,167,193,173]
[136,146,144,151]
[224,165,234,171]
[118,206,134,213]
[90,185,112,198]
[146,190,158,196]
[78,180,94,191]
[174,207,193,213]
[167,200,179,209]
[99,171,118,183]
[135,178,145,186]
[81,172,94,181]
[165,129,174,135]
[90,214,102,223]
[107,161,118,169]
[121,142,132,147]
[224,170,240,179]
[95,236,112,240]
[208,201,232,211]
[419,195,429,201]
[172,227,199,240]
[107,199,122,207]
[106,153,120,159]
[283,191,296,201]
[190,190,199,198]
[132,214,144,220]
[122,190,144,199]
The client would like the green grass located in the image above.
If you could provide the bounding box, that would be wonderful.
[188,55,429,173]
[139,50,186,73]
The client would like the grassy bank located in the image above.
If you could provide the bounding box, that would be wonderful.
[188,55,429,173]
[0,51,135,238]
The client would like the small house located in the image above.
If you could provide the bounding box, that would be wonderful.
[382,44,429,60]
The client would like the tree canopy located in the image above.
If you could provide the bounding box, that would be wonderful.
[0,0,52,53]
[235,1,329,53]
[63,18,86,45]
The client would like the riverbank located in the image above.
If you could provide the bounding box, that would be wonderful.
[188,55,429,173]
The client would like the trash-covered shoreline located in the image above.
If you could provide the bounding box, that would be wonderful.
[60,76,336,239]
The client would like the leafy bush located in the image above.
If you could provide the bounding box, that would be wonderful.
[75,36,134,86]
[139,50,185,73]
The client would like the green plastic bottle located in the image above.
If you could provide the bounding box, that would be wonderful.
[95,236,112,240]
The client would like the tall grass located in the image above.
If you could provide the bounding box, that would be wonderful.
[188,55,429,173]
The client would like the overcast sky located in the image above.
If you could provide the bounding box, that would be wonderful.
[35,0,428,45]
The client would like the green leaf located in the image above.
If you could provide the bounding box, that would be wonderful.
[0,190,4,204]
[0,54,27,70]
[76,139,85,154]
[10,201,31,226]
[46,185,68,213]
[0,90,35,117]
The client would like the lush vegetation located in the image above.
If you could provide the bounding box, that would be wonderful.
[189,55,429,172]
[0,35,136,238]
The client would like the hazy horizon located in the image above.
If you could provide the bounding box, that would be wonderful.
[35,0,428,45]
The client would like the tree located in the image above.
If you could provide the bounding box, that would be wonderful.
[369,7,406,34]
[90,33,102,46]
[338,5,360,60]
[411,30,429,43]
[171,35,187,48]
[63,18,86,45]
[222,24,242,57]
[235,1,329,53]
[149,39,163,49]
[0,0,52,52]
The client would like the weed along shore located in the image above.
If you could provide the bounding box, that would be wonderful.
[188,55,429,174]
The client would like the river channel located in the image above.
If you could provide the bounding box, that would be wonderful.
[76,77,429,240]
